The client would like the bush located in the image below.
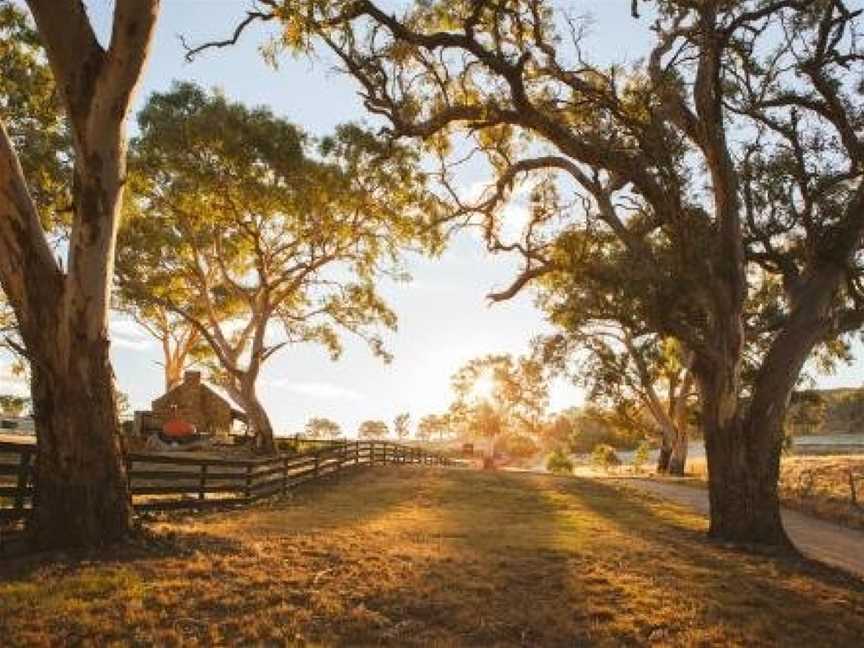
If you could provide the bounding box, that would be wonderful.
[567,423,642,453]
[591,444,621,472]
[633,441,651,473]
[500,433,539,459]
[546,449,574,475]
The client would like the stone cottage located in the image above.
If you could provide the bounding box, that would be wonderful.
[147,371,247,440]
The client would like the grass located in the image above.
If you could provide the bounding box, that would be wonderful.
[1,466,863,646]
[687,455,864,530]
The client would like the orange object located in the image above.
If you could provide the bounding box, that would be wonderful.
[163,417,195,439]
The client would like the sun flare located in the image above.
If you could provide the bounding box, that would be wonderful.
[471,373,496,402]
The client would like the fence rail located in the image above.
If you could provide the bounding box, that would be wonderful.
[0,440,447,522]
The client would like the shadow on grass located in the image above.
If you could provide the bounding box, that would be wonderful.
[0,465,418,582]
[560,476,864,644]
[351,470,864,646]
[2,466,863,647]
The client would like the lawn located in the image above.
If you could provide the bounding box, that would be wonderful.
[1,466,863,647]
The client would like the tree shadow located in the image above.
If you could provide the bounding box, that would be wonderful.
[0,465,421,583]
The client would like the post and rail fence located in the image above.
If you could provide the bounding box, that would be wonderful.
[0,439,448,525]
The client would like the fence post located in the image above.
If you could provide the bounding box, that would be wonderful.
[199,464,208,501]
[383,442,388,464]
[245,463,253,500]
[370,441,376,465]
[355,441,360,466]
[314,451,320,478]
[282,456,289,495]
[14,449,32,513]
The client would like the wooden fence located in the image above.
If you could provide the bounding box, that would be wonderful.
[0,440,447,522]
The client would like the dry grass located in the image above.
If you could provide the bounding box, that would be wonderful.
[687,455,864,530]
[1,466,863,646]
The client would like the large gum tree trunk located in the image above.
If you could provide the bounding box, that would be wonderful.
[231,380,276,454]
[0,1,159,548]
[700,266,843,548]
[699,371,791,547]
[30,340,131,547]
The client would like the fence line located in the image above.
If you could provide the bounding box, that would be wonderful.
[0,440,448,522]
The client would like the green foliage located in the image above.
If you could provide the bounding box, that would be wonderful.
[117,83,439,443]
[500,433,539,459]
[787,388,864,436]
[0,394,28,418]
[116,391,131,417]
[119,83,434,357]
[591,444,622,473]
[0,3,70,367]
[547,407,643,453]
[0,2,70,228]
[304,417,342,439]
[546,449,574,475]
[358,419,389,440]
[633,441,651,474]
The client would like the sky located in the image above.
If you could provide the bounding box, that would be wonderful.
[2,1,863,436]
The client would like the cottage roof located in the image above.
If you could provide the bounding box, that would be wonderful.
[155,373,248,423]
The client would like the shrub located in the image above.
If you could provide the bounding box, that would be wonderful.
[591,444,621,472]
[500,433,539,459]
[633,441,651,473]
[546,449,574,475]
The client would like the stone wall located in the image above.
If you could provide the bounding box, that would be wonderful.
[151,371,235,439]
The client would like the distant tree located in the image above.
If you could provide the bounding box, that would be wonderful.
[358,419,389,440]
[450,354,548,466]
[591,444,622,474]
[539,317,695,475]
[118,83,436,454]
[788,393,827,437]
[0,394,29,418]
[305,417,342,440]
[393,412,411,441]
[416,413,450,442]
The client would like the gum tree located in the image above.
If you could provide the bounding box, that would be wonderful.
[304,417,343,439]
[0,0,159,548]
[118,84,436,453]
[536,233,695,474]
[449,354,548,464]
[196,0,864,546]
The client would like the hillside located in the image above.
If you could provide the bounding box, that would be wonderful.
[788,387,864,436]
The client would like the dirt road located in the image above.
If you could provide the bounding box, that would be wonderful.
[622,478,864,579]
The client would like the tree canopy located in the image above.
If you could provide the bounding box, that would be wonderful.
[358,419,389,439]
[449,354,548,446]
[207,0,864,545]
[304,416,343,439]
[118,83,439,452]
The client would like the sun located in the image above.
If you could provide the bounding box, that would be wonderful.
[471,372,496,402]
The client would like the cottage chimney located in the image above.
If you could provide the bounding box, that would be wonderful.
[184,371,202,387]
